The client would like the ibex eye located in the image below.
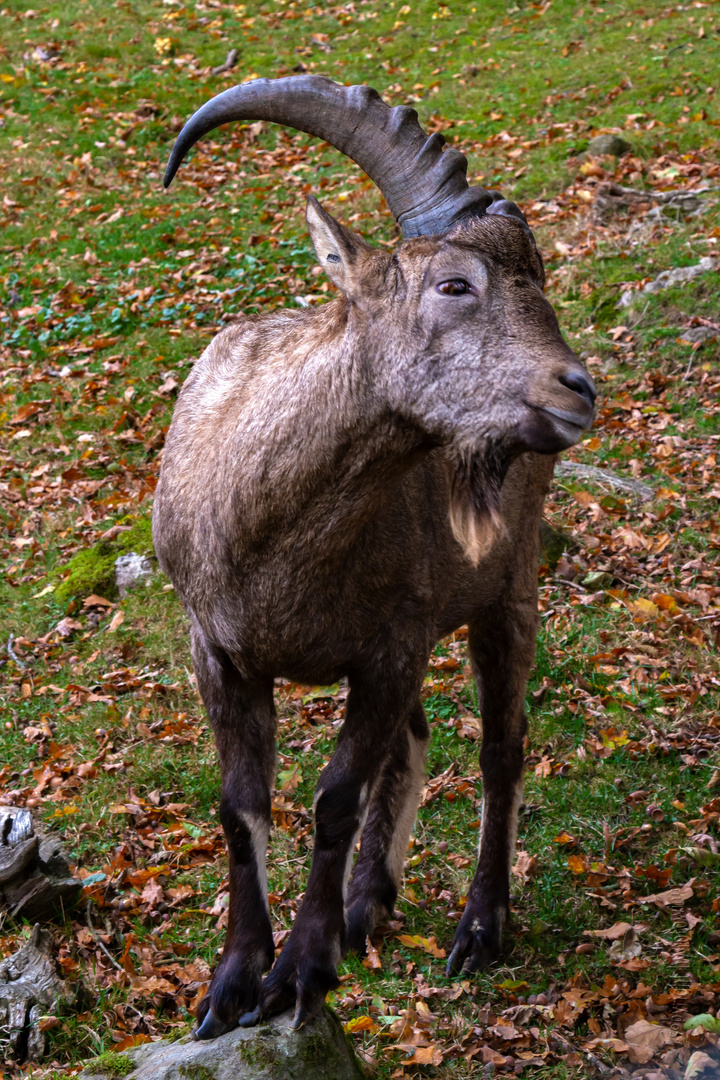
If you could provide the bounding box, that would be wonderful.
[437,279,471,296]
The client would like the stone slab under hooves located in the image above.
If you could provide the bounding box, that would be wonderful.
[81,1006,365,1080]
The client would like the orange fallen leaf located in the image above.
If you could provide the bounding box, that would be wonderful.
[403,1044,443,1065]
[396,934,446,959]
[345,1015,377,1033]
[362,937,382,971]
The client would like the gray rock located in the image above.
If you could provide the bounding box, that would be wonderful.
[677,325,719,343]
[115,553,153,598]
[0,924,75,1063]
[555,461,654,501]
[81,1007,365,1080]
[587,133,632,157]
[618,256,718,307]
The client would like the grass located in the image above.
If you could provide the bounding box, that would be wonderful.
[1,0,719,1076]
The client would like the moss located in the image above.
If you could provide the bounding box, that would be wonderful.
[178,1066,218,1080]
[236,1037,279,1073]
[53,513,154,602]
[299,1031,335,1069]
[87,1050,135,1078]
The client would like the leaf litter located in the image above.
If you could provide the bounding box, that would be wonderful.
[0,0,719,1077]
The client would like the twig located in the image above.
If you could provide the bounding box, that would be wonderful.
[211,48,238,76]
[86,899,126,974]
[7,635,26,670]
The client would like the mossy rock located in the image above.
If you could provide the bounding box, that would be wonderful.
[84,1051,135,1078]
[53,516,154,602]
[79,1008,364,1080]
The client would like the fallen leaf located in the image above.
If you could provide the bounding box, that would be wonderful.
[345,1015,377,1033]
[583,921,646,940]
[623,1018,675,1064]
[512,850,538,883]
[396,934,446,959]
[362,938,382,971]
[639,882,694,907]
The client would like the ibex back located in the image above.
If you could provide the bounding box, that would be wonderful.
[153,76,596,1038]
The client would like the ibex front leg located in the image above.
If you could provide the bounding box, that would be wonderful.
[190,621,276,1040]
[446,603,536,974]
[251,661,424,1029]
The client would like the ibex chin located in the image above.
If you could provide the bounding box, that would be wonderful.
[153,76,596,1038]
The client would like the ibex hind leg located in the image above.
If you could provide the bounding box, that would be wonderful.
[446,605,535,975]
[189,620,276,1040]
[346,702,429,954]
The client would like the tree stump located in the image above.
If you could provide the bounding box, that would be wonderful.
[81,1008,366,1080]
[0,924,74,1063]
[0,807,81,922]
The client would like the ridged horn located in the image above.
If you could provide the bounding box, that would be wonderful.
[164,75,496,238]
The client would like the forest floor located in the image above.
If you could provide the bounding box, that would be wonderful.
[1,0,719,1076]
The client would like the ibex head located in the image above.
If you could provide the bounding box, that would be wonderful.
[165,76,595,563]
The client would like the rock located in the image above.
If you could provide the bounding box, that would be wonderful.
[587,133,631,157]
[81,1007,365,1080]
[555,461,654,501]
[0,924,75,1063]
[677,325,719,344]
[115,552,154,598]
[618,257,718,307]
[0,807,81,922]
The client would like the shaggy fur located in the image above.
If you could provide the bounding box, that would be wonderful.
[153,200,595,1036]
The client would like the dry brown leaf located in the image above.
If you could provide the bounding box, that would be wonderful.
[512,850,538,883]
[403,1044,443,1066]
[362,938,382,971]
[639,882,694,907]
[583,921,646,940]
[623,1018,675,1064]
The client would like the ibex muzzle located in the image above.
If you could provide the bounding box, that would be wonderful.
[154,76,596,1039]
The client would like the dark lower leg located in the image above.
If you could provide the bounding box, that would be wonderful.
[447,607,534,975]
[189,623,276,1038]
[257,662,426,1027]
[346,703,429,952]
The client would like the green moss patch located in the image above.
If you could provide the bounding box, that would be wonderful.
[87,1050,135,1078]
[53,515,154,602]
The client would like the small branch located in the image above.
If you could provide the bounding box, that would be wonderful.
[7,635,26,670]
[211,48,238,76]
[86,899,126,974]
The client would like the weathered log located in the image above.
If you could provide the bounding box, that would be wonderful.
[81,1007,365,1080]
[0,806,81,923]
[0,924,74,1063]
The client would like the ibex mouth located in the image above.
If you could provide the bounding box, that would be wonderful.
[519,403,593,455]
[542,404,595,430]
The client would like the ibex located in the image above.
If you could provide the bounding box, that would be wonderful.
[153,76,596,1039]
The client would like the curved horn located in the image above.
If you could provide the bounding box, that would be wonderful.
[164,75,494,238]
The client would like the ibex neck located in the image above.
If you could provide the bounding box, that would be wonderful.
[201,305,428,556]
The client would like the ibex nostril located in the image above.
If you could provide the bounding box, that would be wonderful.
[559,370,596,407]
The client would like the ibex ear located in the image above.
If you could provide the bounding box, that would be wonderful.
[306,195,375,301]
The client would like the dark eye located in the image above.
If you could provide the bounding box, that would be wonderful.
[437,279,472,296]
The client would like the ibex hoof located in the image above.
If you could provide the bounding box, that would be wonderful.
[237,1006,262,1028]
[446,908,505,975]
[193,1007,237,1041]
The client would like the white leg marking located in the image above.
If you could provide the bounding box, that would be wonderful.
[242,812,271,916]
[385,733,429,888]
[506,778,524,875]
